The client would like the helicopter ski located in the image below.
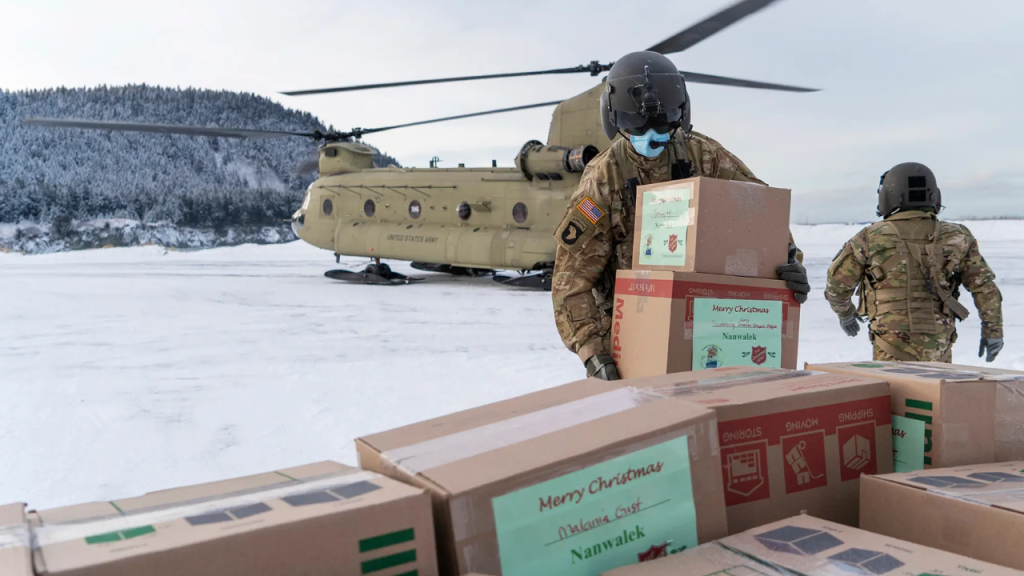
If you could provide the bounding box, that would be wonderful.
[22,0,818,290]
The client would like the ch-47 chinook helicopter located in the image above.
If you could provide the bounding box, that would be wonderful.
[24,0,817,289]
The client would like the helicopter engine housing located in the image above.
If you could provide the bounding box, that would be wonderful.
[319,142,376,176]
[515,141,598,182]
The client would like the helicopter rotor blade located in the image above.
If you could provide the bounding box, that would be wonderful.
[293,151,322,175]
[647,0,782,55]
[21,118,320,140]
[281,65,610,97]
[354,100,563,137]
[681,70,817,92]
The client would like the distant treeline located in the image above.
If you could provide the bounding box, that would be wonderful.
[0,85,399,228]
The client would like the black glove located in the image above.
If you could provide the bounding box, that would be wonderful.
[776,245,809,304]
[979,338,1003,363]
[585,353,621,380]
[839,307,864,337]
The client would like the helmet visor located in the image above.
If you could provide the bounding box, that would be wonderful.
[608,71,685,133]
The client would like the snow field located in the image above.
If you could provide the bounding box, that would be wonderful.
[0,220,1020,509]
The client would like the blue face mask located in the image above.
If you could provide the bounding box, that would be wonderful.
[628,128,672,158]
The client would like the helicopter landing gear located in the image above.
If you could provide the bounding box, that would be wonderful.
[493,268,552,291]
[324,258,425,285]
[410,262,492,277]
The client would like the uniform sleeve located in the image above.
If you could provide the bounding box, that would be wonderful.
[825,229,869,317]
[551,173,615,362]
[958,232,1003,339]
[707,142,804,264]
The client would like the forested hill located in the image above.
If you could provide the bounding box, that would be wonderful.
[0,85,398,234]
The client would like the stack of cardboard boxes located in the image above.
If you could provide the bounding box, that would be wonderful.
[612,177,801,377]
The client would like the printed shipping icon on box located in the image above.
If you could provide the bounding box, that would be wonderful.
[356,379,727,576]
[861,460,1024,570]
[619,366,892,533]
[805,361,1024,468]
[618,364,892,532]
[601,513,1021,576]
[29,461,438,576]
[613,270,800,378]
[631,177,791,279]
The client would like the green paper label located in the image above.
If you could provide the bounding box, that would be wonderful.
[638,183,692,267]
[892,414,926,472]
[691,298,783,370]
[492,436,698,576]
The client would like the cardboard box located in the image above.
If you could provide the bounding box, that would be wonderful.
[805,361,1024,468]
[356,379,727,576]
[631,176,791,279]
[613,270,801,377]
[602,513,1019,576]
[622,366,892,532]
[30,461,438,576]
[0,503,32,576]
[861,461,1024,570]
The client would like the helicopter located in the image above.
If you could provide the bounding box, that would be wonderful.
[23,0,817,290]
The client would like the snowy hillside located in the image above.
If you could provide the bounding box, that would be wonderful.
[0,220,1020,509]
[0,85,399,248]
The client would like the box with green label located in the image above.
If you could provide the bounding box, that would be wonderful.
[29,461,438,576]
[602,513,1020,576]
[612,270,801,378]
[631,177,791,279]
[861,461,1024,570]
[805,361,1024,468]
[0,503,32,576]
[356,379,727,576]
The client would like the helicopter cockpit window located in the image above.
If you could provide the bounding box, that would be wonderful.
[364,199,376,217]
[409,200,422,219]
[457,202,471,220]
[322,198,333,216]
[513,202,528,224]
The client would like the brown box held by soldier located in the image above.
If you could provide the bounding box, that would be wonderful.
[0,503,32,576]
[620,366,892,533]
[861,461,1024,570]
[613,270,800,377]
[601,513,1020,576]
[356,379,727,576]
[29,461,438,576]
[804,361,1024,468]
[631,176,791,279]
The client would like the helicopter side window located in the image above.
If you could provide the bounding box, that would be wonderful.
[457,202,471,221]
[364,199,376,217]
[512,202,528,224]
[322,198,333,217]
[324,148,338,157]
[409,200,422,219]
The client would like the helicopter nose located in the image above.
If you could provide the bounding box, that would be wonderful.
[291,212,305,236]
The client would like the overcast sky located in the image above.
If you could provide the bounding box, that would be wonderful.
[2,0,1022,223]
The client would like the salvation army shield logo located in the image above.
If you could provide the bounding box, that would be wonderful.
[638,542,669,562]
[751,346,767,366]
[668,234,678,253]
[698,344,723,369]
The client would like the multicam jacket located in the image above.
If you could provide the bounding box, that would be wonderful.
[551,128,799,362]
[825,210,1002,360]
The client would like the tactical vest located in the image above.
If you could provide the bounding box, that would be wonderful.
[607,136,694,207]
[856,216,969,333]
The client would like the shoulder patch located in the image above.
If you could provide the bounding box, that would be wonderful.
[556,216,597,253]
[576,196,606,224]
[560,218,586,245]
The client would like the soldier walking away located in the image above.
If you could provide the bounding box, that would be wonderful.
[551,51,810,380]
[825,162,1004,363]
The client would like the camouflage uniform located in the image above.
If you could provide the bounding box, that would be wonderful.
[552,128,801,362]
[825,210,1002,362]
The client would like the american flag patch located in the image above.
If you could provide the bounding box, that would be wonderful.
[576,196,605,224]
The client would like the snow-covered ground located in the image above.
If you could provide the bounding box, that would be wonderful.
[1,221,1020,509]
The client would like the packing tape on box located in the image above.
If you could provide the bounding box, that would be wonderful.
[724,248,760,278]
[728,183,768,222]
[640,369,819,398]
[380,387,665,476]
[447,420,712,548]
[995,381,1024,459]
[32,469,381,547]
[0,525,30,550]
